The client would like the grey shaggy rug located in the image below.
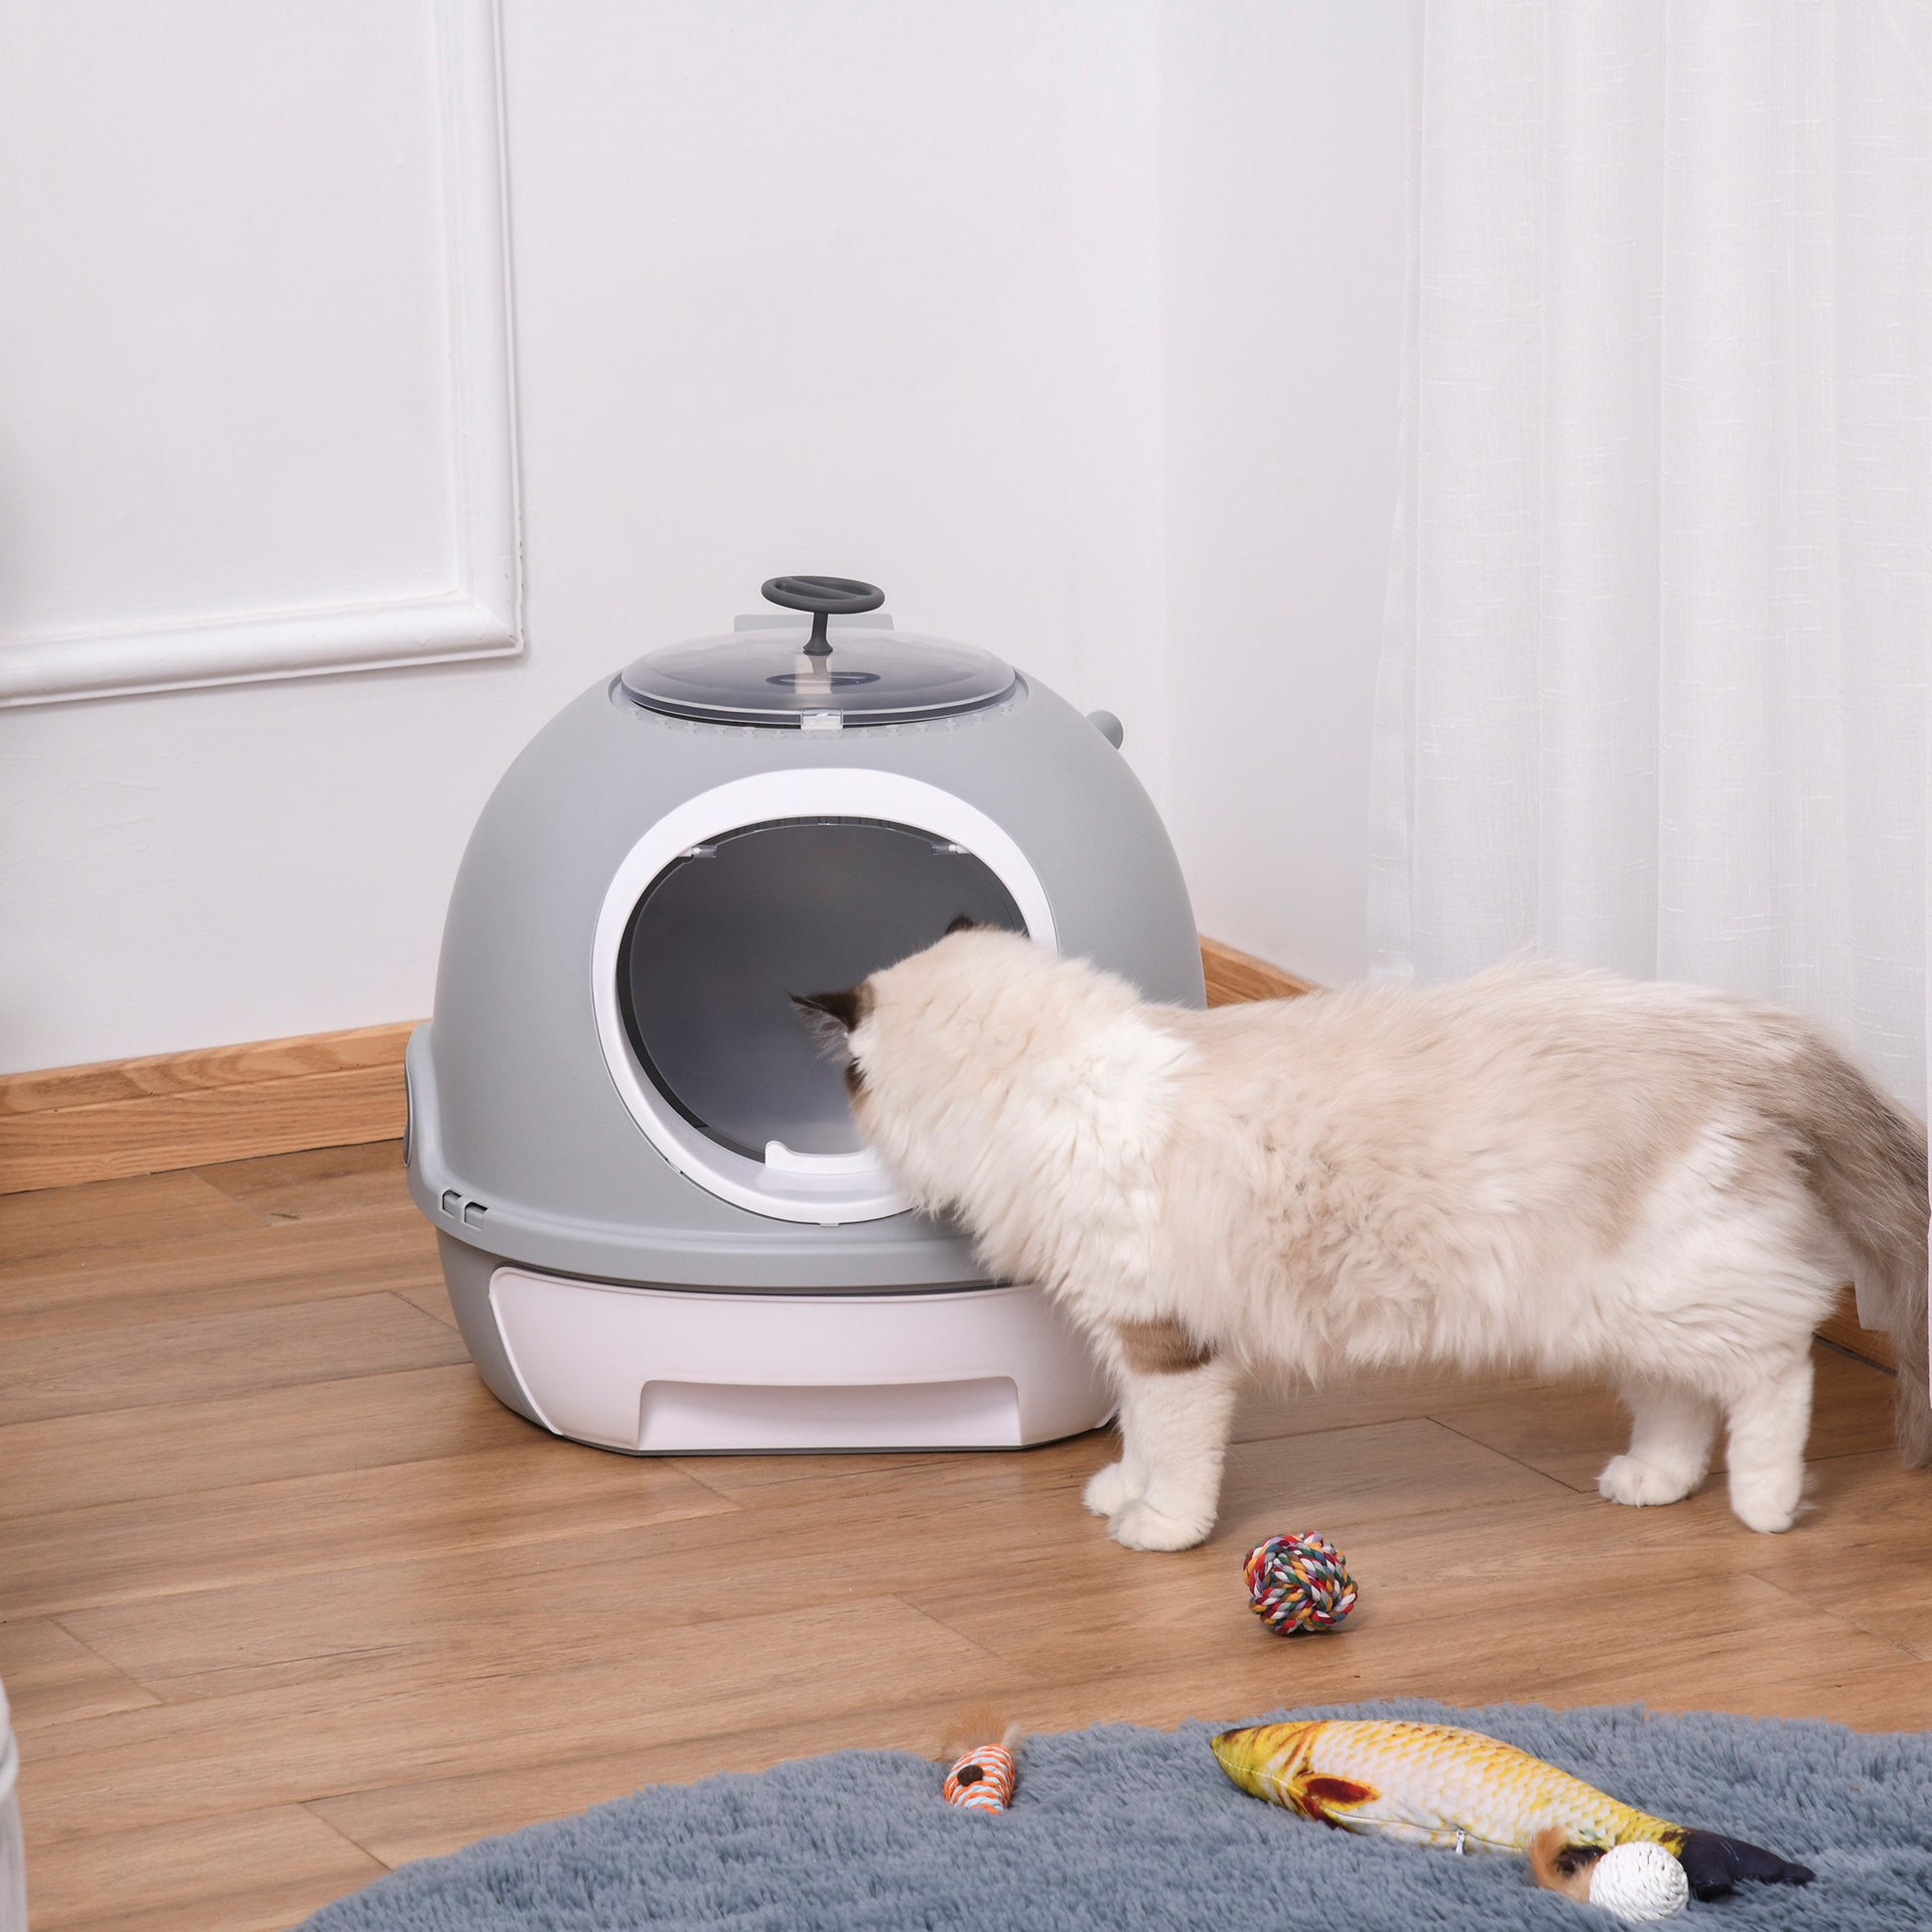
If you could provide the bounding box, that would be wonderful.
[300,1699,1932,1930]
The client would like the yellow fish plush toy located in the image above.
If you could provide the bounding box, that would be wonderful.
[1211,1719,1813,1903]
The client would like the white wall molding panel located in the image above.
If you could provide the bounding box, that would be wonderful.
[0,0,521,708]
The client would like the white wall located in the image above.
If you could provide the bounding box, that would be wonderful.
[0,1,1403,1073]
[0,0,1170,1071]
[1160,0,1408,989]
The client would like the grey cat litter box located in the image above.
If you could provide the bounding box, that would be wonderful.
[406,576,1202,1452]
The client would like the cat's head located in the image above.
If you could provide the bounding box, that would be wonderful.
[790,921,1160,1223]
[791,920,1038,1204]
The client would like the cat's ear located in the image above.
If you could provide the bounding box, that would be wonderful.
[945,913,989,936]
[791,986,867,1048]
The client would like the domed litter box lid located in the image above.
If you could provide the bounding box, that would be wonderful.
[620,576,1017,728]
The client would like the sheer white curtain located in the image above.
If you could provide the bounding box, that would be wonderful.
[1370,0,1931,1122]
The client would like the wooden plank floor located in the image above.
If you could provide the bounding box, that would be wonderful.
[2,1143,1928,1930]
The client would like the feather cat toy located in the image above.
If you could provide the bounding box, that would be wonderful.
[1211,1720,1813,1902]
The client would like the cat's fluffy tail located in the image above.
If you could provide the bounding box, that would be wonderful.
[1784,1036,1931,1465]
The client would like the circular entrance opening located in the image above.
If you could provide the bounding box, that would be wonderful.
[618,817,1025,1167]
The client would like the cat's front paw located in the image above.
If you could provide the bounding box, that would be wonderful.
[1727,1464,1804,1534]
[1597,1451,1702,1508]
[1083,1459,1140,1519]
[1109,1497,1213,1552]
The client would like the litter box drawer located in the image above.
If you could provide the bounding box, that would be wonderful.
[486,1268,1113,1453]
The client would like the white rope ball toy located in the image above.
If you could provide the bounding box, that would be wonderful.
[1588,1841,1690,1922]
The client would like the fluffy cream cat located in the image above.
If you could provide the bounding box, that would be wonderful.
[798,928,1930,1551]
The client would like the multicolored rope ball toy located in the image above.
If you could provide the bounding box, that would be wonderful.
[1244,1532,1358,1635]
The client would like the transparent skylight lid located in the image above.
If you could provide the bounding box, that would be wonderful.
[621,630,1017,726]
[620,576,1016,728]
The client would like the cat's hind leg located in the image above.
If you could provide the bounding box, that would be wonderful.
[1598,1380,1721,1508]
[1099,1328,1238,1552]
[1724,1349,1812,1534]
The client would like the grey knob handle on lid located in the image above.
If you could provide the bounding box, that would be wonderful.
[761,576,885,657]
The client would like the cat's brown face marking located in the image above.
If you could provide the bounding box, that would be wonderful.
[790,984,875,1109]
[1116,1317,1213,1376]
[791,983,873,1035]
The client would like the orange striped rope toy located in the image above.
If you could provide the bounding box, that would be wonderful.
[936,1710,1023,1814]
[943,1741,1018,1813]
